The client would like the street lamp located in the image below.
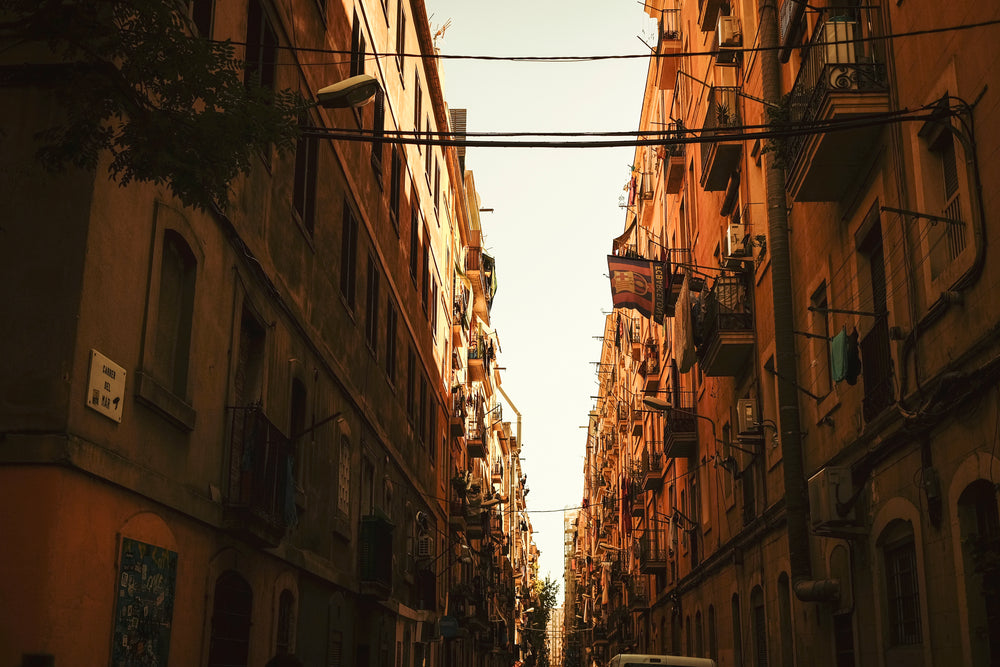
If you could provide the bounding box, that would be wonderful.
[316,74,380,109]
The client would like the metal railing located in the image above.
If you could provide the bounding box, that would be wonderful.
[861,316,894,422]
[226,405,294,532]
[783,11,888,166]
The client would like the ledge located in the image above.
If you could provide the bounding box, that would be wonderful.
[134,371,196,432]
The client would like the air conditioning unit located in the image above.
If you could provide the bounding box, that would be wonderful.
[736,398,760,438]
[808,466,855,530]
[723,222,749,267]
[416,534,433,559]
[716,16,743,64]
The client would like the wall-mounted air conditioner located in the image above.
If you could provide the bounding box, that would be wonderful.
[808,466,855,530]
[717,16,743,65]
[723,222,749,267]
[736,398,760,438]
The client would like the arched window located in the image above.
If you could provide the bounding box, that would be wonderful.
[958,479,1000,665]
[751,585,768,667]
[208,571,253,667]
[878,519,921,647]
[732,593,744,666]
[153,230,196,398]
[276,589,295,655]
[708,604,718,662]
[695,609,703,657]
[778,573,794,666]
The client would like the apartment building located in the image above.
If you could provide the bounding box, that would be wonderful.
[0,1,530,666]
[570,0,1000,666]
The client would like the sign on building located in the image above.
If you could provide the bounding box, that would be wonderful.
[87,349,125,422]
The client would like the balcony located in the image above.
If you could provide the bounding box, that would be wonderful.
[700,86,743,191]
[861,316,894,422]
[657,10,682,89]
[449,498,468,532]
[491,462,504,483]
[451,391,468,437]
[638,532,669,573]
[698,0,727,32]
[696,275,754,376]
[642,449,663,491]
[631,407,644,436]
[224,406,295,547]
[359,513,394,600]
[627,577,650,610]
[664,391,698,459]
[782,14,890,201]
[466,415,487,459]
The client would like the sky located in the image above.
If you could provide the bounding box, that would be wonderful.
[424,0,653,593]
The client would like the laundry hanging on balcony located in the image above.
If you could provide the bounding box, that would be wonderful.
[673,273,697,372]
[607,255,670,322]
[830,325,861,385]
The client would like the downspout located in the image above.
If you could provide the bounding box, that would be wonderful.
[760,0,839,603]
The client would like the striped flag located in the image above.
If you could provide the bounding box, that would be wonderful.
[607,255,669,322]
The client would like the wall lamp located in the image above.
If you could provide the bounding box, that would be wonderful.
[316,74,380,109]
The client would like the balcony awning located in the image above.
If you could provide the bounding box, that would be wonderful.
[611,220,637,255]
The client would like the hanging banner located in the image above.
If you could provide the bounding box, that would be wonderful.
[607,255,669,322]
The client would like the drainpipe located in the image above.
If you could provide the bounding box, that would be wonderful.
[760,0,839,603]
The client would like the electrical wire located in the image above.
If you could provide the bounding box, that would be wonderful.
[302,105,953,148]
[218,17,1000,64]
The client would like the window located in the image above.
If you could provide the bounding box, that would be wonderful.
[409,204,419,281]
[418,376,428,444]
[732,594,744,667]
[414,76,422,151]
[430,278,438,338]
[833,613,856,667]
[340,201,358,309]
[360,454,374,516]
[778,573,794,666]
[751,586,768,667]
[338,434,351,515]
[424,119,432,180]
[708,605,718,662]
[244,0,277,90]
[234,306,266,407]
[293,116,319,234]
[389,146,401,233]
[695,610,703,657]
[406,346,416,421]
[350,10,366,77]
[153,231,196,398]
[809,282,832,397]
[276,589,295,656]
[881,522,922,646]
[371,89,385,176]
[920,113,969,279]
[428,403,437,464]
[189,0,214,37]
[421,232,429,314]
[433,160,441,216]
[395,6,406,73]
[208,571,253,667]
[365,254,380,353]
[858,210,893,421]
[958,480,1000,662]
[385,298,398,384]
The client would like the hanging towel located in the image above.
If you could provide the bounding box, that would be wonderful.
[831,326,862,384]
[674,274,697,372]
[830,327,849,382]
